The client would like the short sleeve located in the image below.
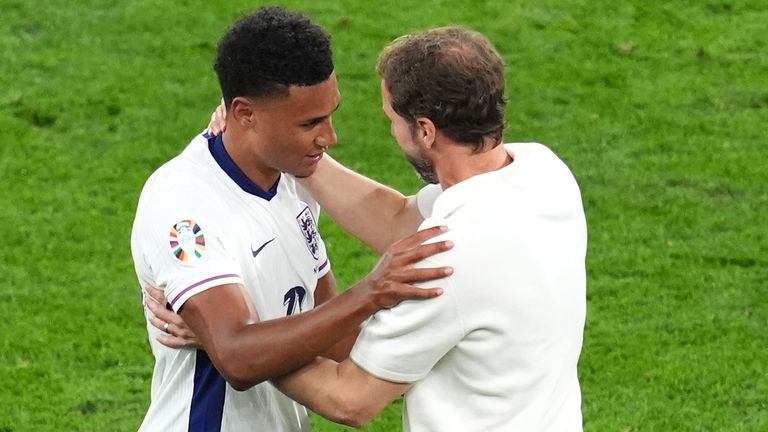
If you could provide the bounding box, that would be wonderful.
[350,269,464,383]
[132,183,244,312]
[416,184,443,218]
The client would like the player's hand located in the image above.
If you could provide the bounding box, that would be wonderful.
[207,99,227,136]
[144,285,202,349]
[361,225,453,310]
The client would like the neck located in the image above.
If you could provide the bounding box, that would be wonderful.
[435,142,511,189]
[221,128,281,191]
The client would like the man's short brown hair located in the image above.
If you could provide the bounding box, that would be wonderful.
[377,26,506,150]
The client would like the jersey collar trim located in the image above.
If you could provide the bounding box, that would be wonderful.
[207,133,279,201]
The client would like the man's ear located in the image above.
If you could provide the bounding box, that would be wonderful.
[230,97,257,127]
[416,117,437,149]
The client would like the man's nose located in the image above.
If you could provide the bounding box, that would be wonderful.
[315,118,337,148]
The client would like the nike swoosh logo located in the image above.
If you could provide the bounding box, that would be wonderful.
[251,238,276,257]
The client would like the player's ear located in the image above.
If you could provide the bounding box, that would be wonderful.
[416,117,436,149]
[230,97,257,127]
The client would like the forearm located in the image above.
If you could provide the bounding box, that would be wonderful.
[299,155,423,253]
[313,272,357,361]
[319,327,360,362]
[273,357,409,428]
[274,358,359,426]
[184,284,376,391]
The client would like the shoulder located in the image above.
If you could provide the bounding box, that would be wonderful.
[415,184,443,218]
[133,136,231,239]
[137,168,221,221]
[139,135,225,207]
[504,142,578,180]
[143,134,214,187]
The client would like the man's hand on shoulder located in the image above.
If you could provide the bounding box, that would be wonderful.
[357,225,453,311]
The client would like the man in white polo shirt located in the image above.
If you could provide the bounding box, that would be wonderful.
[272,27,587,431]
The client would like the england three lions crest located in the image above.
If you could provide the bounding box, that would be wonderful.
[296,206,320,260]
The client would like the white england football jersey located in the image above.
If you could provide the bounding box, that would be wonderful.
[131,132,331,432]
[352,143,587,432]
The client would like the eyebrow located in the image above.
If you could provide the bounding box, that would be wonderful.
[303,102,341,125]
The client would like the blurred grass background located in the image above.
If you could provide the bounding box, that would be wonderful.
[1,0,766,430]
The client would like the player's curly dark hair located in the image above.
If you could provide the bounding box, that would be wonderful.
[377,27,507,150]
[214,6,333,106]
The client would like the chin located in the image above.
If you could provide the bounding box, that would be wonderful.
[292,166,318,179]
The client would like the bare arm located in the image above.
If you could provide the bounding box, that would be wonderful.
[149,277,401,422]
[298,155,424,254]
[313,271,359,361]
[146,270,357,360]
[180,280,367,391]
[273,357,410,428]
[169,226,453,390]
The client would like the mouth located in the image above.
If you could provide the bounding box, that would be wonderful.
[305,152,324,163]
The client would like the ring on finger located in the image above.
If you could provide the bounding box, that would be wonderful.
[163,322,170,332]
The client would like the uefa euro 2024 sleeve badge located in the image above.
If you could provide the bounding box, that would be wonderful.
[296,206,320,260]
[169,220,206,263]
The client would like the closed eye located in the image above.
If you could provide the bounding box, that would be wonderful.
[301,118,325,128]
[300,102,340,128]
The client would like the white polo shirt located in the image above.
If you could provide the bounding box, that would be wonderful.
[131,132,331,432]
[351,143,587,432]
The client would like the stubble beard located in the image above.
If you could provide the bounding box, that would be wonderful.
[406,154,439,185]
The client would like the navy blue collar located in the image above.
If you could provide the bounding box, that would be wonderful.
[207,133,279,201]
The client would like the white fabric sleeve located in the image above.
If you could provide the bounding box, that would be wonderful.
[415,184,443,218]
[134,186,244,312]
[350,268,464,383]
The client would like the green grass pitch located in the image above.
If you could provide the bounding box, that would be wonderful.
[1,0,766,431]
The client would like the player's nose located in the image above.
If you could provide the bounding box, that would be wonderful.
[315,118,337,149]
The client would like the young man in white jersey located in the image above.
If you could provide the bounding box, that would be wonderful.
[155,26,587,431]
[130,8,452,432]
